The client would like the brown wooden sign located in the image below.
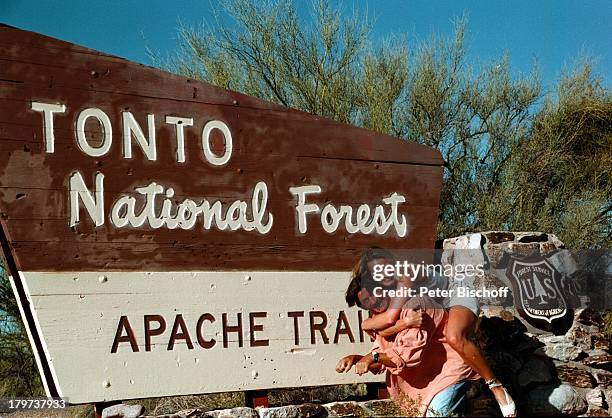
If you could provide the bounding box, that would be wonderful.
[0,24,443,403]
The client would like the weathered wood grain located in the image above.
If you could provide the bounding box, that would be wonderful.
[0,24,444,403]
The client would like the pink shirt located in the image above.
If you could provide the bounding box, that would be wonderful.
[371,296,479,416]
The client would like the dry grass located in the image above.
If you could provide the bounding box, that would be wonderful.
[604,311,612,338]
[268,384,367,406]
[132,392,244,416]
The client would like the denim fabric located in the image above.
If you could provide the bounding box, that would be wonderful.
[426,381,469,417]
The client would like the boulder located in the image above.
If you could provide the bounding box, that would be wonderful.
[547,233,566,249]
[484,242,512,269]
[525,383,588,416]
[556,365,594,388]
[575,309,604,328]
[487,351,524,375]
[512,334,545,353]
[443,233,485,265]
[102,404,145,418]
[539,241,557,254]
[605,389,612,413]
[506,241,541,257]
[594,371,612,388]
[585,406,610,416]
[175,410,205,418]
[594,334,611,352]
[544,341,584,362]
[518,357,555,387]
[477,316,527,348]
[566,323,597,350]
[482,231,516,245]
[515,232,549,243]
[205,407,258,418]
[258,403,326,418]
[587,349,611,357]
[586,388,605,408]
[584,354,612,370]
[538,335,584,361]
[473,274,513,306]
[547,249,578,276]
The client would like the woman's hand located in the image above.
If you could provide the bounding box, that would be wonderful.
[400,309,423,329]
[336,355,361,373]
[355,354,374,375]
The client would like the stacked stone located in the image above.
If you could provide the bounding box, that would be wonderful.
[140,399,405,418]
[469,308,611,416]
[444,231,611,416]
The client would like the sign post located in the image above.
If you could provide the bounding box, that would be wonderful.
[0,24,443,404]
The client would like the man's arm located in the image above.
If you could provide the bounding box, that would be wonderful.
[376,309,422,338]
[361,308,401,331]
[355,352,396,375]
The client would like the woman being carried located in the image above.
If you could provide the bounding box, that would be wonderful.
[355,248,515,417]
[338,260,478,416]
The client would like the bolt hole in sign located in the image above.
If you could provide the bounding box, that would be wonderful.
[0,24,442,403]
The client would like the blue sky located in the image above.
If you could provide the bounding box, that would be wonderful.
[1,0,610,91]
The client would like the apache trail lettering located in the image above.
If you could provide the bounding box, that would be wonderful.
[111,310,369,353]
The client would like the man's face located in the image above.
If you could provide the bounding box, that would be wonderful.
[367,257,395,287]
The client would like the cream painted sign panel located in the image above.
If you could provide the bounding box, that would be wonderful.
[16,272,383,403]
[0,25,443,403]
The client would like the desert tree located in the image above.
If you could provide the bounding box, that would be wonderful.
[486,64,611,248]
[158,0,546,240]
[0,265,43,396]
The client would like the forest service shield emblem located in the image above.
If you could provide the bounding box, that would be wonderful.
[508,258,567,324]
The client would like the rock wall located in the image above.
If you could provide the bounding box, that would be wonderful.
[142,400,404,418]
[447,231,611,416]
[472,308,611,416]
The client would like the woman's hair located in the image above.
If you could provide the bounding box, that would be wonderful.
[345,262,364,308]
[345,247,397,308]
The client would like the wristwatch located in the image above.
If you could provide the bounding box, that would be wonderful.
[371,351,379,363]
